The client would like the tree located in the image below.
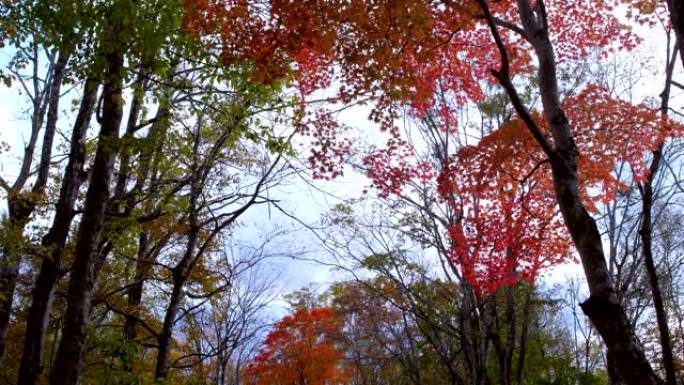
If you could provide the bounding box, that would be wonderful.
[0,1,295,383]
[0,0,77,359]
[243,307,350,385]
[184,1,683,383]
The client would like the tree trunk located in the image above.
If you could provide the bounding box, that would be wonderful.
[17,79,97,385]
[552,98,661,385]
[123,102,172,342]
[478,1,663,384]
[639,145,676,385]
[48,47,124,385]
[515,287,531,385]
[155,280,185,380]
[636,43,679,385]
[503,280,515,385]
[607,352,628,385]
[0,50,69,359]
[154,125,205,381]
[667,0,684,65]
[124,231,155,341]
[155,226,199,381]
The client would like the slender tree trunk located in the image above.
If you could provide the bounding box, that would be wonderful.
[48,47,124,385]
[0,50,69,359]
[639,146,676,385]
[515,287,531,385]
[155,225,199,381]
[636,43,678,385]
[155,121,206,381]
[0,210,28,358]
[123,102,172,342]
[155,280,185,380]
[123,232,152,341]
[17,79,97,385]
[503,277,515,385]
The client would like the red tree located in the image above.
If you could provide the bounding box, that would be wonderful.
[243,307,350,385]
[184,1,680,383]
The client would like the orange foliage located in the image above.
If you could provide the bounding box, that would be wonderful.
[243,307,350,385]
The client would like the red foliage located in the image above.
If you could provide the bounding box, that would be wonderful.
[182,0,635,108]
[437,86,684,294]
[364,139,434,198]
[183,0,680,294]
[243,307,350,385]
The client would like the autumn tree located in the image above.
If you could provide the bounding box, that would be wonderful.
[183,1,684,383]
[243,307,350,385]
[0,0,80,359]
[0,1,295,384]
[152,97,291,381]
[1,0,683,384]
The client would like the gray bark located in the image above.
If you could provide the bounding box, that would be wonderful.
[17,79,98,385]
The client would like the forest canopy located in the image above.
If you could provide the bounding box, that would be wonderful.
[0,1,683,385]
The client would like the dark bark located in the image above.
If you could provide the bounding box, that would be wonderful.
[476,0,662,384]
[0,50,69,359]
[17,79,98,385]
[12,46,52,192]
[48,48,124,385]
[639,145,676,385]
[114,71,147,202]
[154,120,205,380]
[460,287,491,385]
[607,351,627,385]
[155,279,186,380]
[34,51,71,193]
[123,232,152,341]
[503,282,515,385]
[635,39,678,385]
[667,0,684,66]
[123,232,169,342]
[123,100,172,342]
[515,288,531,385]
[155,209,200,380]
[550,96,660,383]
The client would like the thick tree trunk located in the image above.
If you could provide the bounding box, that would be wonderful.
[553,115,661,383]
[607,352,627,385]
[668,0,684,65]
[0,50,69,359]
[519,0,661,383]
[477,1,663,384]
[48,48,124,385]
[17,79,97,385]
[552,154,660,385]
